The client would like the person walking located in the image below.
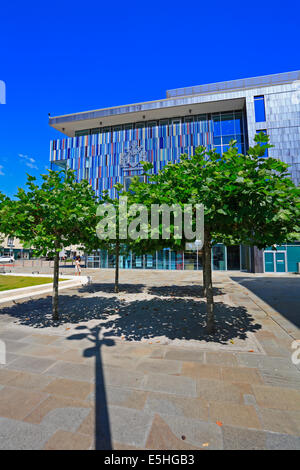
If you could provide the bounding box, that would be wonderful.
[75,256,81,276]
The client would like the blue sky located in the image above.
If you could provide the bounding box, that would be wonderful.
[0,0,299,197]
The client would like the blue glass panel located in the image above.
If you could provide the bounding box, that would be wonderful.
[222,135,236,144]
[256,130,268,157]
[213,136,222,145]
[213,245,226,270]
[254,96,266,122]
[145,253,156,269]
[132,253,143,268]
[157,249,170,269]
[234,112,243,134]
[170,251,184,270]
[237,144,245,154]
[220,114,235,135]
[212,116,221,136]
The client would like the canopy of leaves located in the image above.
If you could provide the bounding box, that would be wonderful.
[128,133,300,249]
[0,170,99,256]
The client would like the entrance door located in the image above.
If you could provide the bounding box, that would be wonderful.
[227,245,240,270]
[264,251,286,273]
[275,252,286,273]
[264,252,275,272]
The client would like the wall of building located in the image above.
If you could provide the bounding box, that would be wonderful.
[50,111,247,199]
[49,80,300,272]
[245,83,300,186]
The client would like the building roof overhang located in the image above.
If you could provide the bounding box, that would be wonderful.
[49,96,246,137]
[48,70,300,138]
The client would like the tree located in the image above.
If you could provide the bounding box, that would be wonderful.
[129,133,300,334]
[91,184,150,293]
[0,170,99,321]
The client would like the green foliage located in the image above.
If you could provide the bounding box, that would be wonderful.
[129,132,300,249]
[0,169,99,256]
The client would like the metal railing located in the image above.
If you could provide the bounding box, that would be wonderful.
[166,70,300,98]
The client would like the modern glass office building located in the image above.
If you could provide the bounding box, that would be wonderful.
[49,71,300,273]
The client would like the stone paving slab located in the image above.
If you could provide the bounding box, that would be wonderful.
[0,270,299,449]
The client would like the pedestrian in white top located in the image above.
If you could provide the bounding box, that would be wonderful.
[75,256,81,276]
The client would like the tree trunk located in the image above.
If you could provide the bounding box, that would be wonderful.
[204,228,214,334]
[52,247,59,321]
[202,248,207,298]
[114,240,119,293]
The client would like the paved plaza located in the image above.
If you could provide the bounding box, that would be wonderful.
[0,268,299,450]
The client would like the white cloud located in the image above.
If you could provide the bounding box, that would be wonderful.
[18,153,38,170]
[0,165,4,176]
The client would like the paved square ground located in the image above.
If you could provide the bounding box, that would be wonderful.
[0,269,299,450]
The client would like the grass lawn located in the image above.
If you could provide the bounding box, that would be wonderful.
[0,275,66,291]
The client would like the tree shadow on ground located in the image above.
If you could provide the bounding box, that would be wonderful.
[79,283,146,294]
[66,325,115,449]
[0,295,119,328]
[0,293,261,344]
[103,297,262,344]
[147,285,223,298]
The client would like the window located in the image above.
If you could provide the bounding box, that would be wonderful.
[135,122,145,129]
[234,111,243,134]
[184,116,194,123]
[112,125,122,132]
[75,129,90,137]
[212,115,221,136]
[222,135,236,145]
[124,123,133,130]
[254,95,266,122]
[90,128,100,135]
[213,136,222,146]
[124,175,145,192]
[256,129,268,157]
[220,113,235,135]
[7,237,14,246]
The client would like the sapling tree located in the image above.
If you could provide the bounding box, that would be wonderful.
[129,133,300,334]
[0,170,99,321]
[92,184,151,293]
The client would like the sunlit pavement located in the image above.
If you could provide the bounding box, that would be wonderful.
[0,269,299,450]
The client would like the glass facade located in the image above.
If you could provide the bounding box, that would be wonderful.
[52,111,249,272]
[49,72,300,273]
[50,111,247,199]
[86,244,300,272]
[86,246,241,271]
